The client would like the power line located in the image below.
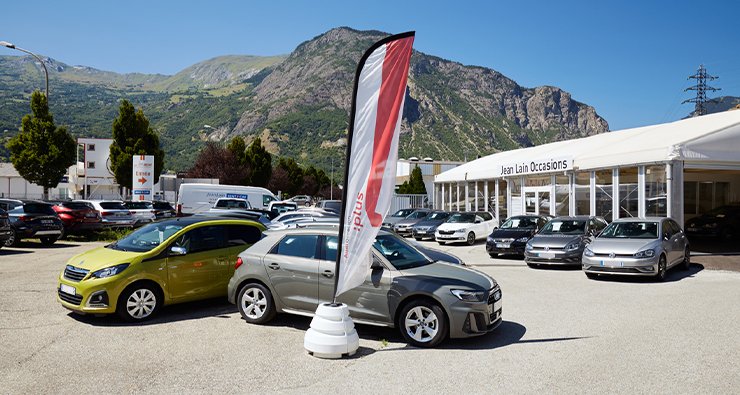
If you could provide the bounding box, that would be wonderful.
[682,64,720,116]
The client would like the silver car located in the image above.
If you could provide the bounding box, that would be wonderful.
[582,217,690,281]
[524,216,608,267]
[227,228,502,348]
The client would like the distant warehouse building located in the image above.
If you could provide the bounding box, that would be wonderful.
[434,110,740,226]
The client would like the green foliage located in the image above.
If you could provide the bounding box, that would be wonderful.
[109,100,165,189]
[6,91,76,198]
[397,165,427,194]
[277,157,304,196]
[245,137,272,187]
[227,136,247,165]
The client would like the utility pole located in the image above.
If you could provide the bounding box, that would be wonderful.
[683,65,720,116]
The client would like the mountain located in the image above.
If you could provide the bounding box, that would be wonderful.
[0,27,608,173]
[704,96,740,114]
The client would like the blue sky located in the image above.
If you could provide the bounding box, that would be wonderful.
[2,0,739,130]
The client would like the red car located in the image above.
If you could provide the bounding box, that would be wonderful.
[52,201,103,235]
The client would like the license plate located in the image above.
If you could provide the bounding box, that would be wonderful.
[42,220,53,225]
[60,284,76,295]
[417,230,426,234]
[496,243,510,249]
[539,252,555,259]
[687,227,697,232]
[85,213,96,218]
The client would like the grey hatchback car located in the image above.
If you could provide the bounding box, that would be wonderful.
[582,217,690,281]
[227,228,502,347]
[524,216,608,267]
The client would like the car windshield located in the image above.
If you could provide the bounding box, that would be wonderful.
[153,201,173,210]
[24,203,57,215]
[500,217,537,229]
[425,212,449,221]
[599,221,658,239]
[392,209,414,218]
[61,202,93,210]
[216,199,250,209]
[126,202,153,209]
[100,202,127,210]
[406,211,428,219]
[539,220,586,235]
[322,201,341,212]
[107,222,185,252]
[447,213,475,223]
[373,234,432,270]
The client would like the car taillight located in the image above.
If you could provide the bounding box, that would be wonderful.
[235,257,244,270]
[18,215,30,222]
[102,212,112,216]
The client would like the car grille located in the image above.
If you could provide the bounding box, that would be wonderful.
[588,266,642,274]
[64,265,89,282]
[492,238,515,243]
[58,289,83,305]
[593,253,634,258]
[438,230,455,235]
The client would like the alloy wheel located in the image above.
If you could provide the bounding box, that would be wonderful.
[467,232,475,245]
[241,287,267,319]
[126,288,157,319]
[404,306,439,344]
[656,256,667,281]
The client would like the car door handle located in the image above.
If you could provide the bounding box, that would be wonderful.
[322,270,334,278]
[268,263,280,270]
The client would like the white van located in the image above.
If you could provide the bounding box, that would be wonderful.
[176,183,278,215]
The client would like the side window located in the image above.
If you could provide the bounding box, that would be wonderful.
[661,221,675,238]
[263,194,276,207]
[482,213,493,221]
[225,225,263,247]
[597,219,608,231]
[475,215,484,223]
[668,220,682,235]
[322,236,338,262]
[270,235,319,259]
[189,226,227,253]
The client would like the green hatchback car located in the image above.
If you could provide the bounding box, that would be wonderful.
[57,217,264,321]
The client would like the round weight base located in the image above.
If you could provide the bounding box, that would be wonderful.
[304,303,359,359]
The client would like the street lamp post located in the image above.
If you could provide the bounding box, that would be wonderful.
[330,157,334,200]
[0,41,49,98]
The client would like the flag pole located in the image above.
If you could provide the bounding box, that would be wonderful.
[331,31,416,304]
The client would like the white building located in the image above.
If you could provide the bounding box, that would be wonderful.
[395,157,463,206]
[74,138,121,199]
[434,110,740,226]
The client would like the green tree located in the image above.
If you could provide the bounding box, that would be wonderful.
[227,136,247,165]
[398,165,427,194]
[109,100,165,190]
[245,137,272,187]
[6,91,76,200]
[276,157,303,196]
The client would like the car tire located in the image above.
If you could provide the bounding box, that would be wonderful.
[116,283,162,322]
[526,262,537,268]
[414,237,422,241]
[5,229,19,247]
[489,253,497,258]
[585,272,598,280]
[682,247,691,270]
[437,241,444,245]
[237,283,276,324]
[466,232,475,246]
[655,255,667,282]
[398,300,448,348]
[40,236,58,246]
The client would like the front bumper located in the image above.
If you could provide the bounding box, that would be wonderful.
[57,271,126,314]
[486,240,527,255]
[582,255,659,276]
[435,232,468,243]
[394,226,413,237]
[411,229,435,239]
[449,287,503,339]
[524,248,583,265]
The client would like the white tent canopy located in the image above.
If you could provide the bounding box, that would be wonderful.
[436,110,740,182]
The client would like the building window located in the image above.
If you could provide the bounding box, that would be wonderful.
[575,172,591,216]
[88,144,95,151]
[87,161,96,169]
[645,165,667,217]
[619,167,639,218]
[555,175,570,216]
[594,169,613,220]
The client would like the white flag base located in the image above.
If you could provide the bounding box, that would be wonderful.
[304,303,359,359]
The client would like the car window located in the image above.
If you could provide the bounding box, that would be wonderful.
[270,234,319,259]
[447,213,475,223]
[108,222,185,252]
[596,218,608,230]
[426,212,449,220]
[225,225,262,247]
[372,234,432,270]
[100,202,127,210]
[24,203,57,215]
[540,219,586,235]
[126,202,153,209]
[600,221,658,239]
[61,202,93,210]
[153,201,173,210]
[479,212,493,221]
[263,194,276,207]
[323,236,338,262]
[500,217,537,229]
[408,211,428,219]
[669,220,683,234]
[187,226,228,253]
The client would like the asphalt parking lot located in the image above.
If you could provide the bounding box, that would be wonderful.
[1,239,739,394]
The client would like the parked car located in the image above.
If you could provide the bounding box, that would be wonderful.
[52,201,103,236]
[77,200,136,228]
[228,228,502,347]
[176,183,278,215]
[5,201,64,246]
[524,216,608,267]
[486,215,549,257]
[382,208,418,228]
[582,217,690,281]
[393,209,432,237]
[411,211,451,241]
[0,208,12,248]
[685,204,740,240]
[214,198,252,210]
[270,209,337,226]
[315,199,342,214]
[0,198,23,211]
[436,211,498,245]
[123,201,156,227]
[288,195,312,207]
[57,217,266,321]
[198,209,272,227]
[268,201,298,216]
[152,201,176,220]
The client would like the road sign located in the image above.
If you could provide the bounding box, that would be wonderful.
[132,155,154,201]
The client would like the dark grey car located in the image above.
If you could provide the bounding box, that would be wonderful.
[393,209,432,237]
[227,229,502,348]
[524,216,608,267]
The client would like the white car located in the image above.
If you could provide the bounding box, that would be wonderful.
[123,201,156,226]
[76,200,136,228]
[435,211,499,245]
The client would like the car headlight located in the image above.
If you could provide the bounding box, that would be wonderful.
[565,242,581,251]
[91,263,130,279]
[634,249,655,259]
[584,247,594,257]
[450,289,485,302]
[455,228,467,233]
[515,236,529,242]
[525,242,533,251]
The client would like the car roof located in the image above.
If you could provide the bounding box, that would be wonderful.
[265,227,391,237]
[551,216,595,220]
[611,217,667,223]
[155,216,266,228]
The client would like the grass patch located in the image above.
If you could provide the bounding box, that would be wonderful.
[66,228,133,242]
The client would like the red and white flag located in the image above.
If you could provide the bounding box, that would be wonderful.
[335,32,415,298]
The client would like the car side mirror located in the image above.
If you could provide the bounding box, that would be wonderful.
[170,246,187,256]
[371,259,384,270]
[663,232,670,241]
[475,219,482,224]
